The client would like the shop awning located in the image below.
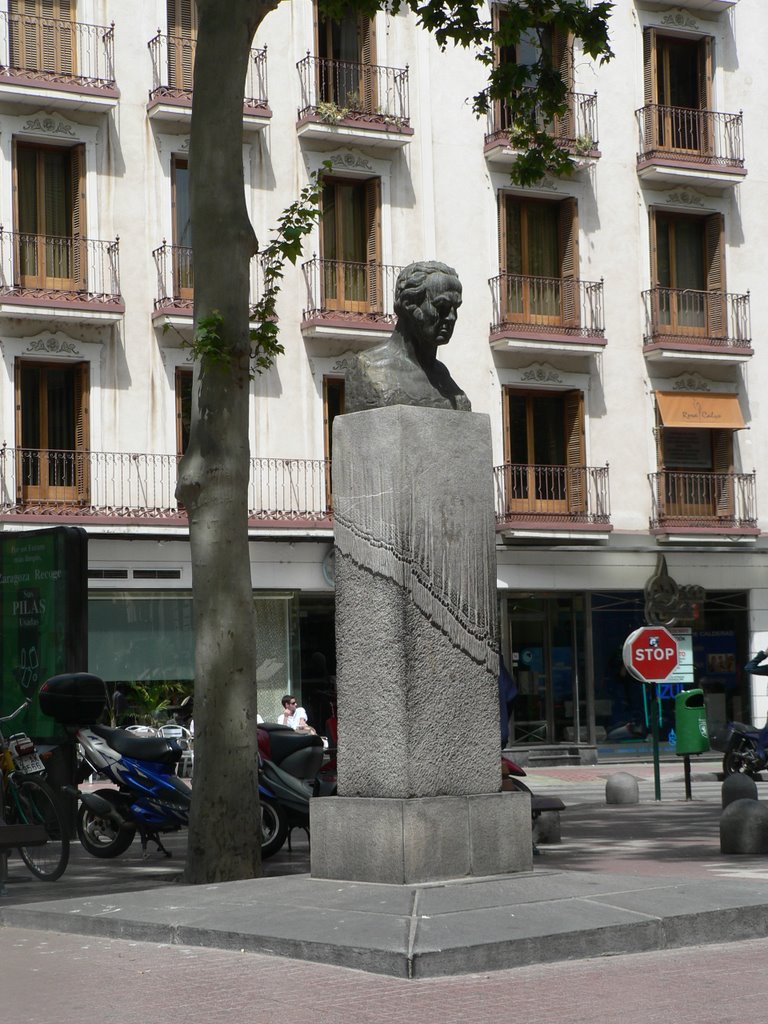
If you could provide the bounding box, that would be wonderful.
[656,391,746,429]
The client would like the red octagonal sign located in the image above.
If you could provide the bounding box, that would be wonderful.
[622,626,680,683]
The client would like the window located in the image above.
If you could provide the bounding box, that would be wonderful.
[315,4,376,110]
[656,412,734,519]
[323,376,345,506]
[320,176,381,311]
[498,194,579,325]
[643,29,713,153]
[172,156,193,298]
[491,7,572,137]
[502,389,585,513]
[15,360,89,502]
[9,0,75,76]
[167,0,197,92]
[175,368,192,456]
[14,141,86,289]
[649,209,725,336]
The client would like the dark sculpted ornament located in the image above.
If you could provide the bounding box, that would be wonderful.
[345,260,471,413]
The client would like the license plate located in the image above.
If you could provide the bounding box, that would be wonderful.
[15,754,45,775]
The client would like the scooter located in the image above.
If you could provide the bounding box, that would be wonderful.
[38,673,315,860]
[722,721,768,777]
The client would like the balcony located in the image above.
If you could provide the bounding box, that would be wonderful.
[0,447,332,531]
[296,55,412,148]
[649,470,758,540]
[301,258,401,345]
[0,230,123,322]
[152,242,264,337]
[489,274,606,356]
[494,463,612,542]
[0,11,117,112]
[484,92,599,170]
[642,288,751,363]
[147,34,270,130]
[636,106,746,189]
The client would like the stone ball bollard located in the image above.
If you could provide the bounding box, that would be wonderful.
[605,772,639,805]
[722,772,758,808]
[720,799,768,854]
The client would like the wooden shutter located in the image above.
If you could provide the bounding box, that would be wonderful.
[558,197,579,327]
[168,0,197,90]
[359,16,377,110]
[497,191,509,275]
[70,143,86,290]
[698,36,714,155]
[74,361,90,501]
[564,389,586,513]
[364,177,381,312]
[14,359,23,500]
[705,212,726,338]
[712,428,734,518]
[552,28,574,140]
[643,28,658,150]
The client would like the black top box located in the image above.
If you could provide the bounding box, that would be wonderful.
[39,673,108,725]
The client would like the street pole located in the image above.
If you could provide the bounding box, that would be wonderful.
[650,682,661,801]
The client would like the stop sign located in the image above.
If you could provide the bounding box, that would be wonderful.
[622,626,680,683]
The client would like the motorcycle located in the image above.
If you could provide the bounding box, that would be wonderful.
[722,721,768,777]
[38,673,320,860]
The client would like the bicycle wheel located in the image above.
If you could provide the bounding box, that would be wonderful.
[11,777,70,881]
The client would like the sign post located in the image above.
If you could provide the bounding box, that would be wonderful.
[622,626,681,800]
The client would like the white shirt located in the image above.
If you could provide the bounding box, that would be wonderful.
[278,706,308,730]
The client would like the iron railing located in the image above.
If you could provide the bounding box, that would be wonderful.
[636,105,744,168]
[302,258,402,322]
[493,463,611,525]
[0,447,331,522]
[0,230,121,305]
[642,288,751,349]
[485,91,599,154]
[490,274,605,337]
[649,471,757,530]
[148,33,268,110]
[297,55,410,128]
[0,10,115,89]
[153,242,264,314]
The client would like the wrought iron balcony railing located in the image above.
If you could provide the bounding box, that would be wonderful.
[0,446,331,523]
[490,274,605,338]
[148,33,268,111]
[153,242,264,317]
[642,287,751,350]
[494,463,611,526]
[485,91,599,156]
[636,105,745,168]
[0,10,115,90]
[0,230,121,307]
[649,470,757,531]
[302,258,401,324]
[297,55,410,128]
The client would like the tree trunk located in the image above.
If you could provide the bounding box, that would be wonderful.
[178,0,276,884]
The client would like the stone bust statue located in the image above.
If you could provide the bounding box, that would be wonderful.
[345,260,471,413]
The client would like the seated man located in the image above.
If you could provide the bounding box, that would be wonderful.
[277,694,314,733]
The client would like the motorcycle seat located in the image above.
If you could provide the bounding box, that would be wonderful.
[259,723,323,761]
[92,724,182,764]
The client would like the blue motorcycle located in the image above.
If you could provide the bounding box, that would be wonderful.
[38,673,312,859]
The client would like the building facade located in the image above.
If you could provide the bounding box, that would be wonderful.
[0,0,764,758]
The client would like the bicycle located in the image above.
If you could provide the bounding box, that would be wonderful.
[0,699,70,882]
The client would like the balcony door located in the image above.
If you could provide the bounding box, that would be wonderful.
[315,3,376,110]
[650,209,725,337]
[167,0,197,92]
[502,388,585,515]
[644,29,713,154]
[15,360,89,503]
[9,0,75,77]
[320,176,381,312]
[657,422,734,520]
[14,141,86,290]
[323,376,345,508]
[172,156,193,299]
[498,194,579,326]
